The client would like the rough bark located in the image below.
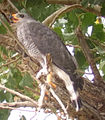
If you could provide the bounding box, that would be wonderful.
[45,0,81,5]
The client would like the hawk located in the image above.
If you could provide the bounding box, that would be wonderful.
[12,13,83,111]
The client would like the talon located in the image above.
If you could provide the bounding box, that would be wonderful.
[44,91,49,100]
[36,67,48,79]
[47,72,56,88]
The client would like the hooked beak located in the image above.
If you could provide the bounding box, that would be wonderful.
[11,14,19,23]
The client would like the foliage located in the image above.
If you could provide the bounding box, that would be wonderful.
[0,109,10,120]
[81,0,105,7]
[0,0,105,119]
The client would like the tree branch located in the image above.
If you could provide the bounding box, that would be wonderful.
[0,101,35,108]
[0,56,21,69]
[43,4,101,27]
[66,44,81,49]
[75,26,103,83]
[46,0,81,5]
[7,0,19,12]
[0,84,38,106]
[46,0,101,14]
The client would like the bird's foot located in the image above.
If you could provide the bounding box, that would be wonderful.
[46,72,56,88]
[36,67,48,79]
[36,69,56,88]
[36,63,56,89]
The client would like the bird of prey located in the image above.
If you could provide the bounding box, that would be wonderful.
[12,13,83,111]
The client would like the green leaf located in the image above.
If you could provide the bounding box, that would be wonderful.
[81,0,104,6]
[5,92,13,102]
[6,75,16,89]
[12,0,23,10]
[0,46,8,57]
[81,12,96,33]
[0,89,13,102]
[0,90,6,102]
[26,0,44,7]
[99,61,105,74]
[103,75,105,80]
[0,109,10,120]
[0,54,4,63]
[12,68,22,83]
[86,38,95,49]
[0,23,7,34]
[24,0,60,22]
[101,2,105,16]
[63,33,78,44]
[75,49,88,69]
[91,24,105,42]
[6,67,22,89]
[81,0,89,7]
[65,11,79,32]
[68,11,79,29]
[53,27,63,39]
[0,0,3,3]
[19,73,33,88]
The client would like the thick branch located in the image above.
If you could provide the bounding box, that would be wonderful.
[46,0,101,14]
[75,26,103,83]
[43,4,100,27]
[45,0,81,5]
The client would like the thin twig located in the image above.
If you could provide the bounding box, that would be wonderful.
[91,39,105,51]
[66,44,81,49]
[49,87,68,119]
[24,86,40,96]
[0,105,36,112]
[0,10,11,23]
[7,0,19,12]
[0,56,21,69]
[0,84,38,106]
[0,105,17,110]
[76,69,93,75]
[0,101,35,108]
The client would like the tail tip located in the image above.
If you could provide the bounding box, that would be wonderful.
[72,97,82,112]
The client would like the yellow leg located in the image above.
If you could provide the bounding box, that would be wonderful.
[47,72,56,88]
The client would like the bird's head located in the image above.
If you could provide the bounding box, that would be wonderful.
[11,13,30,23]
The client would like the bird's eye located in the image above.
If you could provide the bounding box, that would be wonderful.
[19,14,24,18]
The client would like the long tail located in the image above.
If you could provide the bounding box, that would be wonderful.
[71,92,82,111]
[52,64,82,111]
[66,80,82,111]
